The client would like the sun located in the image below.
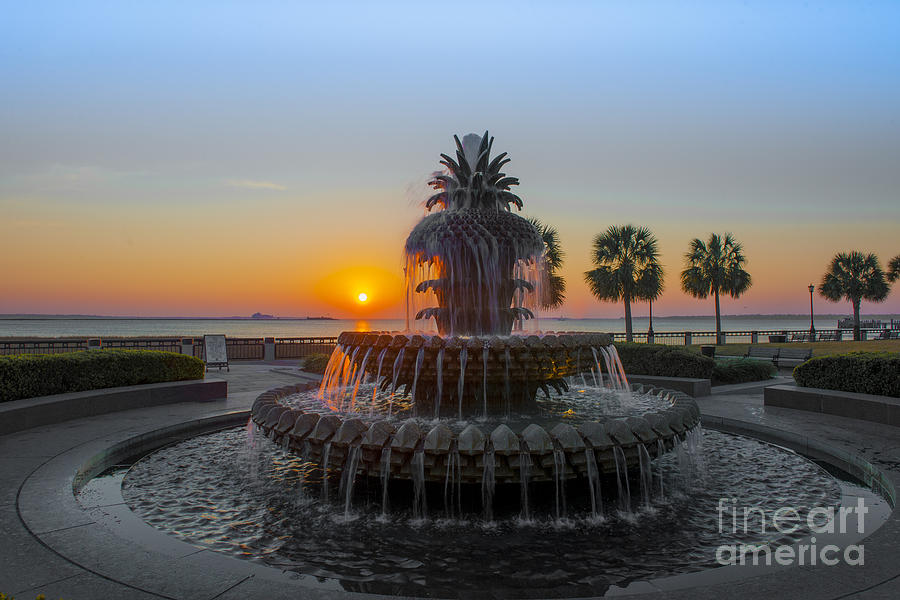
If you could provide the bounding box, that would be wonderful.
[357,292,368,303]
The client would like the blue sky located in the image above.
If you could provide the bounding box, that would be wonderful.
[2,1,899,316]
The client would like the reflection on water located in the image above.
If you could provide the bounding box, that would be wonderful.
[121,428,847,598]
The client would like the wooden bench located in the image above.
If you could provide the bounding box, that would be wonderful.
[875,330,900,340]
[776,347,813,367]
[746,346,780,363]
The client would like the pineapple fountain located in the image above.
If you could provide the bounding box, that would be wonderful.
[250,132,700,515]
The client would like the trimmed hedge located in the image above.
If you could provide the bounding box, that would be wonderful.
[301,353,331,374]
[613,343,715,379]
[0,349,205,403]
[793,352,900,398]
[712,358,775,385]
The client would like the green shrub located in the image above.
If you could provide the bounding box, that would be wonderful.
[301,353,331,374]
[0,349,205,403]
[793,352,900,398]
[712,358,775,385]
[613,343,715,378]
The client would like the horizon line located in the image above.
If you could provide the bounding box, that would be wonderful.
[2,312,899,320]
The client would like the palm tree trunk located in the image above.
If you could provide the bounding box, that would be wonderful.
[714,290,722,344]
[624,297,633,343]
[853,297,861,341]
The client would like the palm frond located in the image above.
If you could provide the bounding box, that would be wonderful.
[887,254,900,283]
[680,232,751,299]
[818,251,888,303]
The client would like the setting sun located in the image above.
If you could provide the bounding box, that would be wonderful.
[357,292,368,303]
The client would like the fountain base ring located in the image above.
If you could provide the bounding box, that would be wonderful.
[250,382,700,485]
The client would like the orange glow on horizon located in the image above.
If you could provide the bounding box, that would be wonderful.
[312,265,404,317]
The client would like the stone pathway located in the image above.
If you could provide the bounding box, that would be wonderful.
[0,366,897,599]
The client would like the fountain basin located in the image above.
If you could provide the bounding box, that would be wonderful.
[251,381,700,484]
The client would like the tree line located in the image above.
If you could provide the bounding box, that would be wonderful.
[532,222,899,343]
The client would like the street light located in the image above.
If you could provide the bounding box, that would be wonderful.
[808,284,816,341]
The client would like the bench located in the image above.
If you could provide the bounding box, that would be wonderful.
[776,347,813,367]
[746,346,780,363]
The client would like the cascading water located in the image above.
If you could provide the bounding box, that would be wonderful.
[656,438,667,499]
[380,446,391,517]
[613,446,632,512]
[321,442,332,500]
[482,346,489,418]
[389,347,404,416]
[340,446,361,517]
[552,448,567,520]
[503,347,511,418]
[435,347,444,418]
[371,348,387,417]
[519,449,532,521]
[411,450,427,519]
[350,347,372,410]
[444,445,461,518]
[638,443,653,509]
[457,346,467,420]
[584,448,602,518]
[482,449,495,521]
[410,347,425,411]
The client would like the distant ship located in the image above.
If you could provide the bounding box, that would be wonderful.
[306,316,336,320]
[251,312,275,319]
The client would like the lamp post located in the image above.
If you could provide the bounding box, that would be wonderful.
[808,284,816,341]
[648,298,654,343]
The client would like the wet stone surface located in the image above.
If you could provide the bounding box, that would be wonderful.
[117,428,850,598]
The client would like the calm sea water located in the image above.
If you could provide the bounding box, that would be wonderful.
[1,314,897,339]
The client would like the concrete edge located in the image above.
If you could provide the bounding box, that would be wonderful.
[764,384,900,429]
[0,379,228,436]
[39,403,892,599]
[628,375,711,397]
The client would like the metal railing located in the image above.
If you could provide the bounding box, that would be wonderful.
[275,337,339,359]
[0,328,891,358]
[612,328,892,345]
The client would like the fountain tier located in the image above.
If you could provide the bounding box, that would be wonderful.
[321,331,619,418]
[251,381,700,485]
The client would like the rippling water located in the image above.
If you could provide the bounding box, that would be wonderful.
[120,428,847,598]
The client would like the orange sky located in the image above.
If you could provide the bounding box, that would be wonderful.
[2,189,898,318]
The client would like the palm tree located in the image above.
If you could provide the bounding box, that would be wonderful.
[819,251,889,341]
[584,225,664,342]
[887,254,900,283]
[680,233,752,344]
[528,217,566,309]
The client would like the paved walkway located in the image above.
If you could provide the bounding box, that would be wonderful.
[1,366,898,599]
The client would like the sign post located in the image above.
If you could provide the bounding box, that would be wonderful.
[203,335,229,372]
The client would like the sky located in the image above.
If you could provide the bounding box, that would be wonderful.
[2,1,899,319]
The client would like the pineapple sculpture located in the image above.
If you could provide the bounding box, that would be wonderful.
[405,132,545,336]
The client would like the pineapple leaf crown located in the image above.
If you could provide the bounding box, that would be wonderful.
[425,131,523,212]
